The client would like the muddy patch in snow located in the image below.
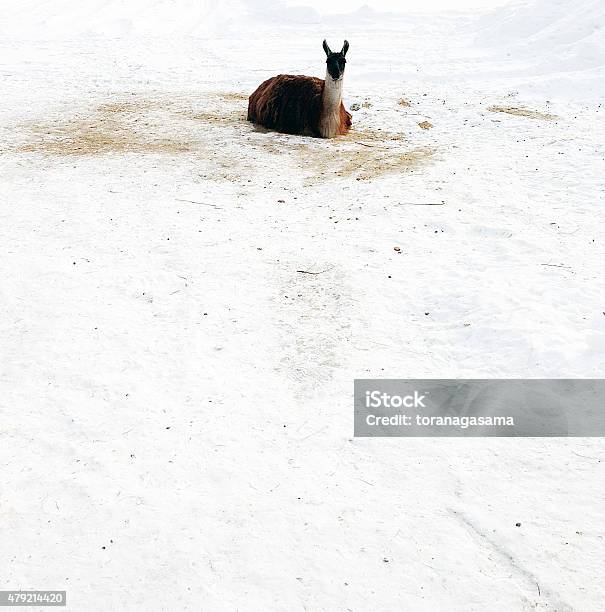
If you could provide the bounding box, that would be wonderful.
[300,138,433,182]
[216,91,249,102]
[16,92,250,156]
[14,92,431,183]
[97,100,156,114]
[19,120,194,155]
[18,98,197,155]
[188,91,248,124]
[314,147,432,181]
[487,105,558,121]
[343,127,408,145]
[189,109,246,125]
[248,127,431,183]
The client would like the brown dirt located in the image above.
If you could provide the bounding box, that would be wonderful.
[179,91,247,125]
[487,105,558,121]
[14,91,432,184]
[334,146,433,180]
[18,98,196,155]
[97,100,156,114]
[301,139,433,182]
[217,91,249,102]
[189,109,246,125]
[16,92,251,156]
[398,98,412,107]
[418,121,433,130]
[342,127,407,145]
[19,120,193,155]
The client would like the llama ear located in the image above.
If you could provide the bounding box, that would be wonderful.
[322,39,331,56]
[341,40,349,56]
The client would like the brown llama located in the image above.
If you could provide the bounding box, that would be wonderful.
[248,40,352,138]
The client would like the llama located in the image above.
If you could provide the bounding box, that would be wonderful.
[247,40,352,138]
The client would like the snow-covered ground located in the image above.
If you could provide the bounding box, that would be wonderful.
[1,0,604,610]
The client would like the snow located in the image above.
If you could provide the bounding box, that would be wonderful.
[1,0,604,610]
[472,0,605,97]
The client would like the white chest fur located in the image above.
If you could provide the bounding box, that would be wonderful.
[319,72,344,138]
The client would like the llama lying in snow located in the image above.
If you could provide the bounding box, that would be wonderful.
[248,40,352,139]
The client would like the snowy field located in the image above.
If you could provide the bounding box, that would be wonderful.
[1,0,604,610]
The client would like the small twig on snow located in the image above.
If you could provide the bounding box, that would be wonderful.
[572,451,601,461]
[175,198,221,208]
[395,202,445,206]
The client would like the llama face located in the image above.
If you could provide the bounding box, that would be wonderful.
[323,40,349,81]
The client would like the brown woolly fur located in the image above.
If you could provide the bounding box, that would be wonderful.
[339,103,352,134]
[248,74,351,138]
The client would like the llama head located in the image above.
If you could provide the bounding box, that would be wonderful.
[322,39,349,81]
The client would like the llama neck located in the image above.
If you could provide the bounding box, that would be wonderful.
[319,71,344,138]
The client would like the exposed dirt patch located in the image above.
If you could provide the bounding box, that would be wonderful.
[487,105,558,121]
[333,146,433,180]
[418,121,433,130]
[342,127,407,145]
[301,141,433,182]
[398,98,412,107]
[19,119,193,155]
[14,92,430,184]
[185,91,248,125]
[217,91,249,102]
[244,121,425,183]
[16,93,251,156]
[189,109,246,125]
[19,97,197,155]
[246,123,408,147]
[97,100,156,114]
